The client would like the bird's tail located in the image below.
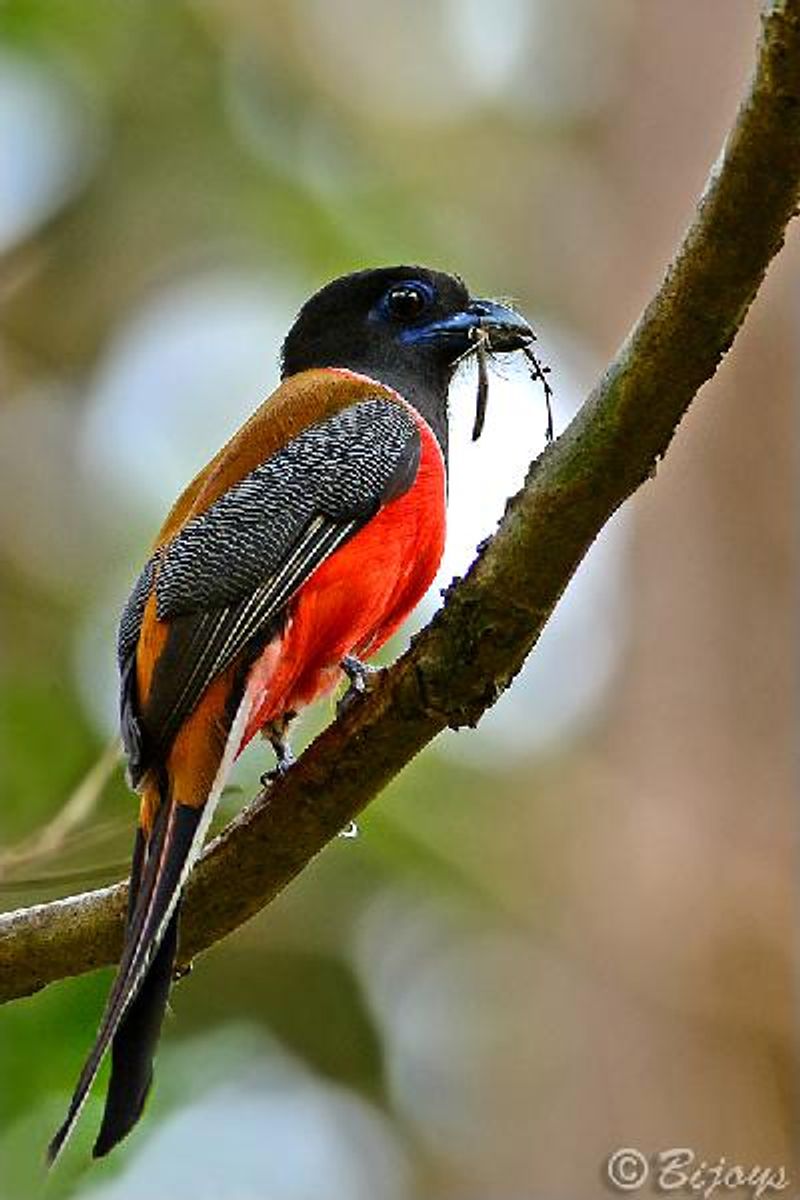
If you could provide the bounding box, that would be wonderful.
[46,790,201,1165]
[47,691,250,1167]
[93,879,184,1156]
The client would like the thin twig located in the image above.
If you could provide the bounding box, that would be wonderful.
[0,741,122,880]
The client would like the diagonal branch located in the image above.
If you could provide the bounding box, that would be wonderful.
[1,0,799,1006]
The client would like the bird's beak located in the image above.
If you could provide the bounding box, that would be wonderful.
[402,298,533,355]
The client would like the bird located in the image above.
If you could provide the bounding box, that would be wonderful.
[47,265,536,1165]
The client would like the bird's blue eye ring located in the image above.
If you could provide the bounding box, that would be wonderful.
[382,281,434,322]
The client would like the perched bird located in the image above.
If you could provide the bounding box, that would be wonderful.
[48,265,536,1164]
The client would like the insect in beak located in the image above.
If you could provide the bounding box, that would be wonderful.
[521,338,554,444]
[455,322,555,444]
[470,326,491,442]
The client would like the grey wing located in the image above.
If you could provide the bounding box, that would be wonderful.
[120,398,420,783]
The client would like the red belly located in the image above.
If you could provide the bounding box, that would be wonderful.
[239,413,446,749]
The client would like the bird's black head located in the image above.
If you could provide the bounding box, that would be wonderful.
[281,265,533,454]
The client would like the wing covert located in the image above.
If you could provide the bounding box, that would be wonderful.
[156,398,418,617]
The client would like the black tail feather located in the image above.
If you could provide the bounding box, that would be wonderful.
[93,903,181,1158]
[47,802,201,1167]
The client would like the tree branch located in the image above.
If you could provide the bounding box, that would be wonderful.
[2,0,799,1005]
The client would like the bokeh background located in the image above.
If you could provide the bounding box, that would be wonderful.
[0,2,795,1198]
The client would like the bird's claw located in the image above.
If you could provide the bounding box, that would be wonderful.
[337,655,377,716]
[260,717,296,786]
[261,724,298,792]
[260,746,296,787]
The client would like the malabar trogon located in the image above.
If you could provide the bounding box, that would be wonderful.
[48,265,535,1164]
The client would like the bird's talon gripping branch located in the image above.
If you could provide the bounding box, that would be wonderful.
[48,265,537,1166]
[261,717,297,784]
[260,754,295,787]
[338,655,377,714]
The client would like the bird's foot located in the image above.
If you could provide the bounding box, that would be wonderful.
[260,714,297,786]
[260,750,296,787]
[337,655,377,716]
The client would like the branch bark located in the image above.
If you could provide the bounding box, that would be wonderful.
[2,0,799,1005]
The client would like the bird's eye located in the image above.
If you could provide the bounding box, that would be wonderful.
[385,284,430,321]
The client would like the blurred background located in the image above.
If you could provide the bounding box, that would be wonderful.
[0,1,795,1197]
